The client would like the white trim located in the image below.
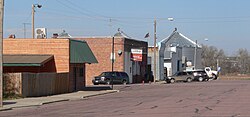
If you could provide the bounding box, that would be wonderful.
[179,33,202,48]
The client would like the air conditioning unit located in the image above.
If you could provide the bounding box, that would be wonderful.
[35,28,47,39]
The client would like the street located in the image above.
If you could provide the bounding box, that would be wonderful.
[1,80,250,117]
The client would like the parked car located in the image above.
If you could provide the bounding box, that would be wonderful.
[165,71,194,83]
[190,70,209,82]
[92,71,129,85]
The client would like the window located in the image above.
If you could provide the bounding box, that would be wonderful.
[121,72,129,77]
[117,72,122,77]
[182,72,187,75]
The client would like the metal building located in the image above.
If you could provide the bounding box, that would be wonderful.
[158,29,202,80]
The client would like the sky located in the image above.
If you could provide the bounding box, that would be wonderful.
[4,0,250,55]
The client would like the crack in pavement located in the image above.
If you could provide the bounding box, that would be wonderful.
[231,114,240,117]
[176,100,183,103]
[205,106,213,111]
[195,108,199,114]
[216,100,221,104]
[150,106,158,109]
[135,102,143,106]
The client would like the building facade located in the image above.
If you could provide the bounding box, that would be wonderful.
[3,38,97,92]
[159,30,202,80]
[148,29,202,81]
[76,35,148,85]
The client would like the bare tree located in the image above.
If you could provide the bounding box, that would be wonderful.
[236,48,250,74]
[201,45,250,75]
[201,45,226,70]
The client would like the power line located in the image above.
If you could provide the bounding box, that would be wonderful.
[55,0,107,21]
[64,0,109,19]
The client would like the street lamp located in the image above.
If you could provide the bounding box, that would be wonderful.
[32,4,42,39]
[153,17,173,83]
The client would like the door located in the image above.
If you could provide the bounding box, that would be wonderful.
[73,67,77,91]
[113,72,120,83]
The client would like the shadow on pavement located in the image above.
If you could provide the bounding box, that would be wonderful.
[3,101,16,105]
[82,86,112,91]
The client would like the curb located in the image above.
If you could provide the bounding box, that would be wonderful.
[81,90,119,99]
[0,90,119,112]
[40,99,70,105]
[0,107,12,111]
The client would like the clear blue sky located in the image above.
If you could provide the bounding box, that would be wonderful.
[4,0,250,55]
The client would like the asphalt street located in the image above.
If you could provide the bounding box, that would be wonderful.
[1,80,250,117]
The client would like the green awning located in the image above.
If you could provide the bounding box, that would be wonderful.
[3,54,53,67]
[70,39,98,64]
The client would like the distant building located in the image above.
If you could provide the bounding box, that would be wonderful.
[148,29,202,81]
[147,46,159,81]
[75,31,148,85]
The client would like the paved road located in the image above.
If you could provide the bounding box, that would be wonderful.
[1,80,250,117]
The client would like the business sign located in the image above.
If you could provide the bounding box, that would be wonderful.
[131,49,143,61]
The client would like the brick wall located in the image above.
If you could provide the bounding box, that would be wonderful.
[76,37,125,85]
[76,37,148,85]
[3,39,70,73]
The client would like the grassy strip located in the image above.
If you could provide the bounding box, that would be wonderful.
[3,93,23,100]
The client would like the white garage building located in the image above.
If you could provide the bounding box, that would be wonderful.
[157,29,203,80]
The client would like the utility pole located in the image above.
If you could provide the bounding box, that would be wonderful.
[32,4,35,39]
[23,23,30,38]
[111,36,114,90]
[32,4,42,39]
[0,0,4,108]
[194,40,197,69]
[153,19,157,83]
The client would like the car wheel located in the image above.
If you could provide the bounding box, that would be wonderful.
[122,80,127,85]
[186,77,192,83]
[170,78,175,83]
[212,74,217,80]
[198,77,203,82]
[93,83,98,85]
[106,81,111,85]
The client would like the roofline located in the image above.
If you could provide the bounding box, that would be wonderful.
[160,30,202,48]
[178,33,202,48]
[74,36,147,43]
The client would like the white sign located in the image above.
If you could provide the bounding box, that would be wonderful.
[110,53,115,60]
[131,49,142,54]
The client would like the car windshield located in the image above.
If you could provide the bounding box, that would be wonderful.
[99,72,113,76]
[173,72,181,76]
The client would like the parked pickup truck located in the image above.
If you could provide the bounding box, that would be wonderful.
[185,66,219,80]
[204,67,219,80]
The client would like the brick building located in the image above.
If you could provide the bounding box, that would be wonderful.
[3,38,97,92]
[76,34,148,85]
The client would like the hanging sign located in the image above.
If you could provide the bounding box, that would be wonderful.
[131,49,143,61]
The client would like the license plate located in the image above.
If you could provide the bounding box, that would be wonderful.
[101,77,105,81]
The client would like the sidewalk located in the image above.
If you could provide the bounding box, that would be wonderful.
[0,89,119,111]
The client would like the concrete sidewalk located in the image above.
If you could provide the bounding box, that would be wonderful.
[0,89,119,111]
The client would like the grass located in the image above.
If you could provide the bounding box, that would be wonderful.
[3,93,23,100]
